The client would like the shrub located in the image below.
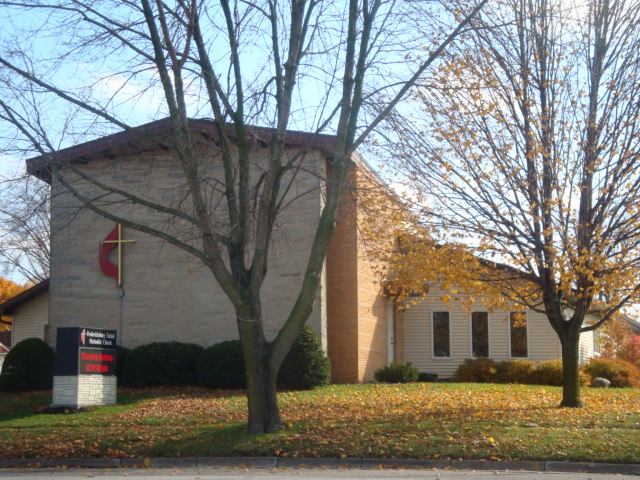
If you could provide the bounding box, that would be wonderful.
[0,338,54,391]
[278,326,331,390]
[494,360,536,384]
[197,340,245,389]
[418,372,438,382]
[374,361,419,383]
[453,358,498,383]
[529,358,589,386]
[115,345,130,387]
[584,358,640,388]
[599,320,640,369]
[122,341,203,387]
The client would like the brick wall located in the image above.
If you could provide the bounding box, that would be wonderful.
[326,167,359,383]
[326,160,392,383]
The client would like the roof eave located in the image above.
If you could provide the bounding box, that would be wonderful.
[26,118,339,183]
[0,279,50,315]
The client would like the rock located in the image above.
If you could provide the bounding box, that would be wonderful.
[591,377,611,388]
[524,423,539,428]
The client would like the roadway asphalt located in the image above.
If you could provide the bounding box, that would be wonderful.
[0,466,638,480]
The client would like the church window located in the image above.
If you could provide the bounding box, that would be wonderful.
[509,311,528,358]
[432,311,450,358]
[471,312,489,358]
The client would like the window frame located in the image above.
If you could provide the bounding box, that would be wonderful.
[508,311,529,359]
[469,311,490,359]
[431,311,451,359]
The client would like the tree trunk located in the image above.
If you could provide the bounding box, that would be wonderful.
[559,332,582,408]
[245,355,282,433]
[237,308,283,433]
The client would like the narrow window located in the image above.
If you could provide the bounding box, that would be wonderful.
[471,312,489,358]
[510,311,528,358]
[593,330,601,354]
[432,312,450,357]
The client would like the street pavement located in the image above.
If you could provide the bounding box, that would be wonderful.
[0,467,638,480]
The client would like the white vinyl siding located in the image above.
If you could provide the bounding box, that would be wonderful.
[579,329,596,364]
[403,282,563,379]
[11,291,50,346]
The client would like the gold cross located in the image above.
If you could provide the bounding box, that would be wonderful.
[102,224,136,287]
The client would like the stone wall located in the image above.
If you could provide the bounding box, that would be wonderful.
[51,375,117,408]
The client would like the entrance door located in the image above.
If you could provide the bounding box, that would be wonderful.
[387,302,394,364]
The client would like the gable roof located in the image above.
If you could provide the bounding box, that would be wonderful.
[0,279,49,316]
[27,118,338,182]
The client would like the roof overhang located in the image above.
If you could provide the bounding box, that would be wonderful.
[27,118,338,183]
[0,279,49,316]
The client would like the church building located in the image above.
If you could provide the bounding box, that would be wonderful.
[25,119,392,383]
[3,119,600,383]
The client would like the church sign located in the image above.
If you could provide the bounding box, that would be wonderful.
[51,327,118,408]
[79,348,116,375]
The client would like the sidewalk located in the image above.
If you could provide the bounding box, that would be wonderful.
[1,457,639,475]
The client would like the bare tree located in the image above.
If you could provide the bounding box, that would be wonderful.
[0,172,50,283]
[388,0,640,407]
[0,0,487,431]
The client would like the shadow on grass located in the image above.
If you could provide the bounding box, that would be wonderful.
[118,423,282,458]
[0,387,246,424]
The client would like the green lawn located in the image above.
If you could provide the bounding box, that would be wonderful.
[1,383,639,463]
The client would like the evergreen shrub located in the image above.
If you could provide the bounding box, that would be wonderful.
[494,359,536,384]
[584,358,640,388]
[0,338,54,391]
[197,340,245,389]
[115,345,130,386]
[374,361,419,383]
[278,326,331,390]
[417,372,438,382]
[453,358,497,383]
[122,341,203,387]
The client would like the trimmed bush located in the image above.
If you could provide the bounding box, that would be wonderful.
[494,360,536,384]
[122,341,203,387]
[197,340,246,389]
[418,372,438,382]
[584,358,640,388]
[278,326,331,390]
[0,338,54,391]
[453,358,497,383]
[115,345,130,387]
[374,361,419,383]
[529,358,589,386]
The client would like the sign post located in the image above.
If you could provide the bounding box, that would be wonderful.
[51,327,117,408]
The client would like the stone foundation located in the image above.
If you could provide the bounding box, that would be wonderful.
[51,375,117,408]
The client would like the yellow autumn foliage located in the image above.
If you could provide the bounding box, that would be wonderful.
[0,276,26,332]
[356,169,534,313]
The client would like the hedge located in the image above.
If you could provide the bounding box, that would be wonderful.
[374,361,419,383]
[121,341,203,387]
[0,338,54,391]
[197,340,245,389]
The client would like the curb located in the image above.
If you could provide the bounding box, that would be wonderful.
[0,457,639,475]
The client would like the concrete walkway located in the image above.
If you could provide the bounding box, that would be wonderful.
[0,457,638,476]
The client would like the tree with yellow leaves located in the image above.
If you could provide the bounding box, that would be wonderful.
[0,276,26,333]
[383,0,640,407]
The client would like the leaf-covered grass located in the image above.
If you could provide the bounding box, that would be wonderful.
[1,383,639,462]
